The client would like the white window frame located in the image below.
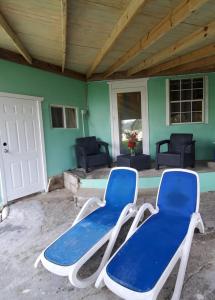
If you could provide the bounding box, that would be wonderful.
[166,76,208,126]
[108,78,149,159]
[50,105,79,129]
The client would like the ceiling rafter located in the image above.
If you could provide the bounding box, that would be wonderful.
[86,0,148,78]
[140,43,215,76]
[157,55,215,76]
[61,0,67,72]
[128,20,215,76]
[0,11,32,64]
[103,0,209,79]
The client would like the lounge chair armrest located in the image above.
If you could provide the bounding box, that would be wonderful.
[126,203,158,240]
[98,140,110,155]
[98,140,109,148]
[116,203,136,225]
[156,140,170,153]
[96,202,136,279]
[190,212,205,234]
[156,139,170,146]
[106,203,136,245]
[72,197,105,226]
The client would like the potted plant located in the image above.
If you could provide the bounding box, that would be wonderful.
[127,131,138,156]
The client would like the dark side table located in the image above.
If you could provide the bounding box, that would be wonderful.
[116,154,151,171]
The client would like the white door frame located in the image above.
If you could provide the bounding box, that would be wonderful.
[108,79,149,159]
[0,92,47,205]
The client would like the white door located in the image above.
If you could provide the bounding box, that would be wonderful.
[0,94,46,202]
[109,79,149,159]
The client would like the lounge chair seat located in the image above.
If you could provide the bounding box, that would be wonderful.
[44,206,124,267]
[106,211,190,293]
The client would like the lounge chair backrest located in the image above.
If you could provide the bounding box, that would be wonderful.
[169,134,193,153]
[157,170,199,217]
[105,168,137,209]
[76,136,99,155]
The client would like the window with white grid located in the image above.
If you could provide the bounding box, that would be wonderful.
[168,77,206,124]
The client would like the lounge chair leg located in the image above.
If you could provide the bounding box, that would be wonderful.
[34,254,42,268]
[69,265,102,288]
[171,255,187,300]
[95,268,106,289]
[196,216,204,234]
[172,216,199,300]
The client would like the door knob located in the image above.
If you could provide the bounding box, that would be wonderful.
[3,149,9,153]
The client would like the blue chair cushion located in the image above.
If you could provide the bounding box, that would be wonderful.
[106,211,190,293]
[158,171,197,217]
[105,168,137,209]
[44,206,122,266]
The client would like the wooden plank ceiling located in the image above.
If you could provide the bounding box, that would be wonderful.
[0,0,214,81]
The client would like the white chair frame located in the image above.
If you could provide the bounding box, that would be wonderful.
[96,169,204,300]
[34,167,138,288]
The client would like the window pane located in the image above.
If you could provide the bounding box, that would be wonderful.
[193,89,203,99]
[193,78,203,89]
[170,80,180,90]
[51,106,64,128]
[117,92,142,154]
[171,113,180,123]
[169,77,204,125]
[171,102,180,113]
[192,101,202,111]
[181,113,191,123]
[170,90,180,101]
[181,102,191,112]
[192,112,202,122]
[181,79,191,89]
[65,107,77,128]
[181,89,191,100]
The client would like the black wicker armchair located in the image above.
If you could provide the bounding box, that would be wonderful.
[75,136,111,172]
[155,133,195,170]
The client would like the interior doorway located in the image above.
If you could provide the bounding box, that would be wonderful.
[109,79,149,159]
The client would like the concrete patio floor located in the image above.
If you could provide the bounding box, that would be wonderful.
[1,188,215,300]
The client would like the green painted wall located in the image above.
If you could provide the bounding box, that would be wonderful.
[87,74,215,160]
[0,59,88,178]
[87,81,112,153]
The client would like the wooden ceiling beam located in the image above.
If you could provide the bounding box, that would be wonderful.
[156,55,215,76]
[0,48,86,81]
[140,43,215,76]
[128,20,215,75]
[88,55,215,81]
[103,0,209,78]
[88,61,215,81]
[61,0,67,72]
[0,11,32,64]
[86,0,147,78]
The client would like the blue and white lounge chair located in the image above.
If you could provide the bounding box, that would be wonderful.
[35,167,138,288]
[96,169,204,300]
